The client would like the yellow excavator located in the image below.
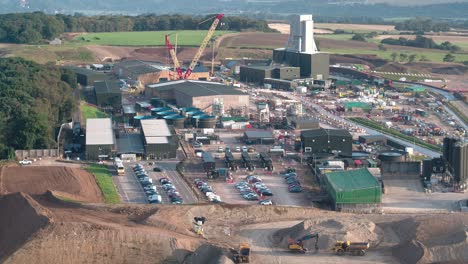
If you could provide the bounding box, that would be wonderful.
[288,233,319,254]
[232,243,250,263]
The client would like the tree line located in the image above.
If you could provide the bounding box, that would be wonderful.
[395,18,450,33]
[381,36,461,52]
[0,58,77,159]
[0,12,275,44]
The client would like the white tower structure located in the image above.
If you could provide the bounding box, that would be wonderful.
[289,14,318,54]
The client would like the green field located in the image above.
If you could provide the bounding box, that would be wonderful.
[86,164,120,204]
[81,101,108,121]
[73,30,233,46]
[318,34,354,41]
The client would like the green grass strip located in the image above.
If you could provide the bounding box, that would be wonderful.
[349,117,442,153]
[86,164,121,204]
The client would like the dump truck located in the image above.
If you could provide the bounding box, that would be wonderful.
[288,233,319,253]
[232,243,250,263]
[332,241,369,256]
[225,150,239,171]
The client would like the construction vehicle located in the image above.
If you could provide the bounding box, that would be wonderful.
[288,233,319,253]
[165,14,224,79]
[332,241,369,256]
[232,243,250,263]
[164,34,183,80]
[184,14,224,79]
[193,216,206,237]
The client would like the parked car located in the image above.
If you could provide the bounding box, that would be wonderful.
[289,186,302,193]
[153,167,163,172]
[145,189,158,196]
[260,189,273,196]
[162,183,175,190]
[160,179,171,185]
[143,185,156,191]
[248,147,255,153]
[259,199,273,205]
[235,146,241,152]
[242,146,248,152]
[148,194,162,204]
[218,146,224,153]
[19,159,32,165]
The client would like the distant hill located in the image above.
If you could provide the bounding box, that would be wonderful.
[1,0,468,19]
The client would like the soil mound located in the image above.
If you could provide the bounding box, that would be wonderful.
[1,166,103,203]
[185,244,233,264]
[391,215,468,264]
[0,192,51,262]
[273,218,380,251]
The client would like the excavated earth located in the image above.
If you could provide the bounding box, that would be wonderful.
[0,165,467,264]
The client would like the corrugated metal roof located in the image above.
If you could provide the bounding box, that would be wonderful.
[94,80,121,94]
[325,168,379,192]
[244,130,274,139]
[301,128,352,138]
[86,118,114,145]
[141,119,172,137]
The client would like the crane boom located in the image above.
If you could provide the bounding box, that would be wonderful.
[165,34,183,79]
[184,14,224,79]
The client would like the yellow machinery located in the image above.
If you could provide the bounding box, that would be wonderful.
[288,233,319,254]
[232,243,250,263]
[332,241,369,256]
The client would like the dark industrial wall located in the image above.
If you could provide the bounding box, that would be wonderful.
[86,144,114,160]
[144,142,177,159]
[239,67,271,83]
[272,67,300,80]
[273,49,329,79]
[381,161,421,180]
[95,92,122,109]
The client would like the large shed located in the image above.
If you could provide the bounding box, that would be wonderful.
[243,130,275,144]
[64,66,107,86]
[94,80,122,109]
[324,168,381,211]
[140,119,178,159]
[85,118,115,160]
[300,128,352,155]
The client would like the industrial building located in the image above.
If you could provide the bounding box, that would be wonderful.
[64,66,107,86]
[85,118,115,160]
[287,117,320,130]
[243,130,275,145]
[113,60,210,86]
[443,137,468,185]
[94,80,122,109]
[113,60,171,86]
[272,14,330,79]
[359,135,387,145]
[300,128,352,155]
[324,168,381,211]
[140,119,178,159]
[146,80,249,115]
[239,65,300,85]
